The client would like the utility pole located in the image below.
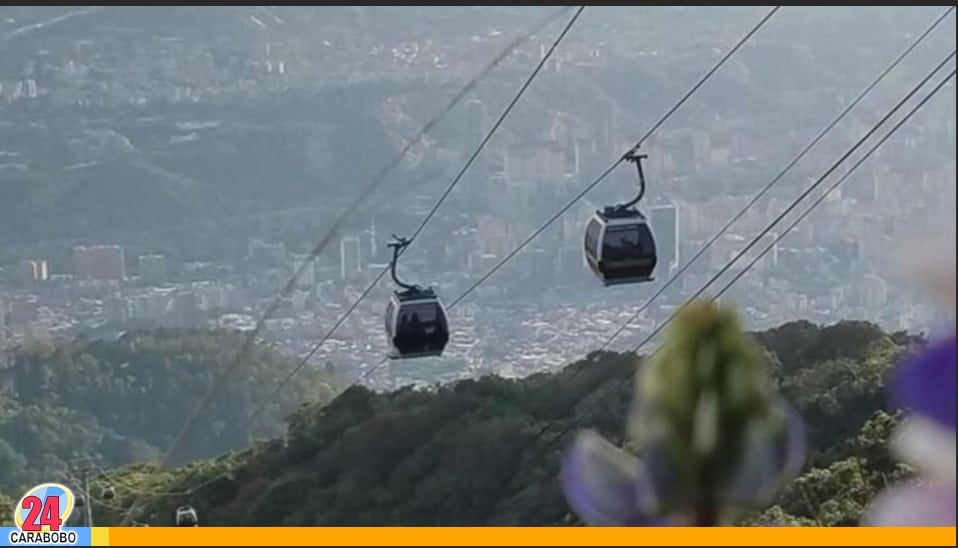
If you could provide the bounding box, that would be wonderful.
[80,467,94,528]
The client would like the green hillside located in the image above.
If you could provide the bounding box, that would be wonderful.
[0,328,344,495]
[0,319,916,526]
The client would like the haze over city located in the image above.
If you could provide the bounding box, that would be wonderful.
[0,5,954,529]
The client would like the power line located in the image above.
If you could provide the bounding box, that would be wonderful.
[600,5,956,350]
[244,6,586,428]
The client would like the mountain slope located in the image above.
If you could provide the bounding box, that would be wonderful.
[23,318,915,527]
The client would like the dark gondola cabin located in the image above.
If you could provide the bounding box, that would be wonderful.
[584,207,657,286]
[101,486,115,500]
[385,288,450,359]
[176,505,198,527]
[383,235,450,360]
[583,148,658,286]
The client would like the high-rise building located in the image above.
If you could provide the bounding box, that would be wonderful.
[649,203,680,275]
[138,254,167,286]
[18,259,49,283]
[758,232,780,270]
[340,236,362,280]
[0,296,6,345]
[74,245,125,280]
[366,216,378,262]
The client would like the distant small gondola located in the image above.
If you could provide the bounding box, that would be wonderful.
[584,149,658,286]
[175,505,198,527]
[101,486,115,500]
[384,235,450,359]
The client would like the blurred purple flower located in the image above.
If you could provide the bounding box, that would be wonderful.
[560,404,806,526]
[863,233,956,526]
[865,483,957,527]
[865,332,957,526]
[560,431,680,526]
[893,335,956,430]
[559,301,807,526]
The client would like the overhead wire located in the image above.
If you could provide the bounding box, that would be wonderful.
[117,7,580,525]
[116,5,955,524]
[153,1,766,510]
[599,5,956,351]
[708,66,956,327]
[626,48,957,356]
[148,4,572,471]
[492,49,958,501]
[516,59,958,491]
[243,5,779,430]
[230,4,784,520]
[243,6,586,428]
[445,6,783,311]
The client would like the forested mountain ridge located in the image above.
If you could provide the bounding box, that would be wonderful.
[0,328,344,492]
[0,318,918,526]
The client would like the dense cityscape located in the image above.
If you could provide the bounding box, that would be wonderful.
[1,6,955,391]
[0,6,955,530]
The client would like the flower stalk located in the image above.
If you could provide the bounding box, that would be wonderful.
[561,300,806,526]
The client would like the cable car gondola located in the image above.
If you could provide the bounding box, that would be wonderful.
[584,149,658,286]
[101,486,115,500]
[176,505,198,527]
[384,235,450,359]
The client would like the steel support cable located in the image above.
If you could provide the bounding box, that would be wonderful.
[599,5,956,350]
[118,8,581,523]
[537,62,958,477]
[129,16,951,525]
[281,5,783,518]
[146,5,572,473]
[627,48,957,356]
[164,4,764,508]
[248,6,781,428]
[244,6,586,428]
[713,68,957,326]
[476,52,958,509]
[445,6,782,311]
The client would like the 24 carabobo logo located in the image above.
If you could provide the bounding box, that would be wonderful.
[14,483,74,532]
